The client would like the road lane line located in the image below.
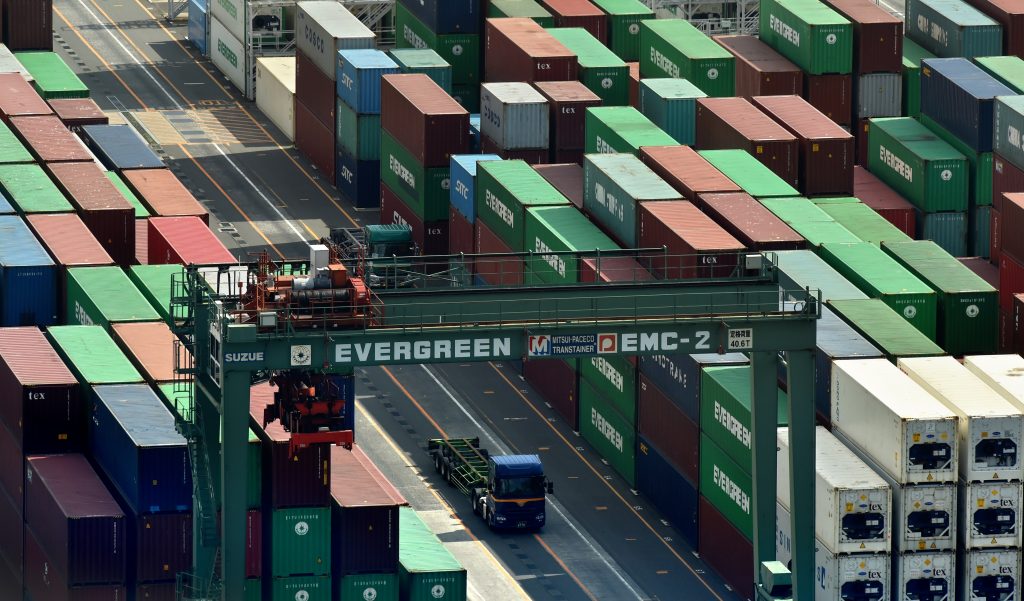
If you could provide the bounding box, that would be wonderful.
[53,7,147,108]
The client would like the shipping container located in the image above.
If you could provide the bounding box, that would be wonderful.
[380,185,449,256]
[335,148,379,210]
[473,220,524,285]
[148,216,236,265]
[268,506,331,577]
[337,100,380,161]
[480,82,549,151]
[484,18,578,83]
[65,266,160,329]
[0,418,22,514]
[187,0,208,56]
[398,0,479,34]
[542,0,607,42]
[46,326,143,387]
[450,155,501,222]
[0,482,21,573]
[855,72,902,118]
[14,52,88,99]
[130,511,192,583]
[814,200,912,244]
[698,495,753,599]
[524,206,620,284]
[580,355,636,423]
[853,166,916,236]
[637,375,698,483]
[547,28,628,105]
[479,135,548,163]
[118,169,206,224]
[47,98,106,130]
[714,35,803,98]
[958,548,1022,601]
[627,61,639,107]
[759,0,854,75]
[0,215,57,326]
[23,529,127,601]
[296,2,375,80]
[296,49,336,131]
[637,78,705,145]
[758,196,863,248]
[906,0,1003,58]
[488,0,555,26]
[0,72,52,118]
[380,132,451,222]
[0,192,11,215]
[993,96,1024,181]
[336,50,398,115]
[959,479,1023,548]
[394,4,481,86]
[397,507,468,601]
[588,0,653,62]
[803,73,853,126]
[579,379,636,485]
[960,255,999,286]
[110,322,181,385]
[827,297,945,355]
[534,163,584,208]
[583,153,683,247]
[638,145,739,202]
[106,171,149,219]
[964,354,1024,409]
[994,153,1024,212]
[46,162,134,265]
[10,115,90,163]
[699,432,753,538]
[381,74,469,168]
[2,0,53,52]
[255,57,295,140]
[209,16,248,95]
[921,57,1014,153]
[584,106,676,155]
[635,434,699,547]
[0,44,32,81]
[919,113,993,210]
[127,264,181,323]
[967,0,1024,57]
[821,0,902,73]
[533,81,600,157]
[1001,193,1024,266]
[79,124,164,171]
[476,159,569,250]
[975,55,1024,92]
[271,575,331,601]
[523,357,579,428]
[696,192,805,250]
[639,352,748,426]
[0,119,32,164]
[27,213,113,310]
[389,48,454,92]
[638,19,735,97]
[336,573,398,601]
[697,149,800,198]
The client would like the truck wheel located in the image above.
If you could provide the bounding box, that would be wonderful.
[433,454,441,474]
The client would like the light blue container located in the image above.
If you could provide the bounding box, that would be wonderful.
[468,114,481,153]
[0,193,12,215]
[388,48,453,92]
[188,0,208,56]
[450,154,501,222]
[918,210,968,257]
[0,215,56,326]
[336,99,381,161]
[972,205,990,259]
[336,49,400,114]
[638,78,706,146]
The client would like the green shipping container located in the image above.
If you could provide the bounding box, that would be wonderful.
[65,266,161,330]
[0,164,73,214]
[759,0,853,75]
[0,121,32,164]
[337,100,381,161]
[638,20,735,97]
[381,131,450,222]
[451,84,481,114]
[699,432,753,540]
[918,113,992,207]
[579,379,636,486]
[758,196,863,247]
[772,249,869,302]
[866,117,968,213]
[548,28,630,106]
[488,0,555,26]
[15,51,90,99]
[398,507,468,601]
[882,240,997,355]
[128,264,184,322]
[783,220,862,247]
[700,366,788,474]
[638,78,706,145]
[47,326,144,386]
[905,0,1002,58]
[819,242,938,339]
[270,507,331,577]
[395,3,480,85]
[337,573,399,601]
[994,96,1024,176]
[388,49,453,92]
[582,152,681,247]
[827,298,945,357]
[697,150,800,198]
[106,172,150,218]
[902,38,935,118]
[589,0,654,61]
[975,56,1024,93]
[269,575,330,601]
[246,579,261,601]
[584,106,676,155]
[972,204,990,258]
[476,160,569,251]
[524,206,620,285]
[817,201,914,244]
[580,354,636,423]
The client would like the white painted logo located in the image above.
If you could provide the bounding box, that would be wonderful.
[904,305,918,319]
[707,68,719,80]
[941,169,952,181]
[363,588,378,601]
[224,352,264,363]
[294,521,309,536]
[879,145,913,182]
[826,33,837,44]
[601,77,613,89]
[452,44,464,56]
[649,48,680,78]
[967,304,980,318]
[336,337,513,364]
[291,345,311,366]
[295,591,309,601]
[431,585,446,598]
[441,177,451,191]
[592,407,624,452]
[628,23,640,34]
[769,15,800,46]
[74,301,95,326]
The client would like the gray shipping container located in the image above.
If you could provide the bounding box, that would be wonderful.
[480,82,550,150]
[856,73,902,119]
[296,1,375,80]
[583,153,681,247]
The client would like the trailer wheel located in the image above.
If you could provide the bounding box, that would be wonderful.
[433,453,442,474]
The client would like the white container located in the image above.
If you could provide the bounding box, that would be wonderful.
[296,1,374,81]
[831,358,958,484]
[960,480,1023,549]
[894,552,955,601]
[0,44,31,82]
[210,0,246,42]
[964,354,1024,412]
[777,426,891,555]
[256,57,296,141]
[899,356,1024,482]
[479,83,549,151]
[776,503,891,601]
[958,548,1021,601]
[210,15,251,98]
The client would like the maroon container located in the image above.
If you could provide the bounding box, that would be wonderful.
[295,49,334,129]
[475,221,524,285]
[696,97,799,187]
[485,18,579,83]
[992,207,1003,264]
[24,455,127,586]
[822,0,903,73]
[10,115,92,163]
[853,166,916,236]
[533,163,584,208]
[994,153,1024,211]
[1002,307,1013,351]
[628,62,640,109]
[638,374,699,483]
[0,327,82,455]
[0,481,22,573]
[2,0,53,51]
[534,81,601,156]
[250,383,332,509]
[0,72,51,119]
[698,495,753,600]
[751,95,855,196]
[1002,193,1024,265]
[855,118,870,166]
[295,98,336,183]
[697,192,806,251]
[959,257,999,288]
[637,201,745,279]
[28,213,114,269]
[132,512,192,583]
[524,358,579,429]
[330,444,405,576]
[381,74,470,168]
[0,540,22,601]
[24,527,127,601]
[579,256,654,283]
[449,205,474,255]
[122,169,209,223]
[1000,252,1024,311]
[47,99,108,130]
[0,420,22,512]
[639,145,741,201]
[133,582,175,601]
[381,185,450,255]
[539,0,608,42]
[481,134,549,163]
[804,73,852,127]
[715,35,803,98]
[46,162,135,266]
[967,0,1024,58]
[135,218,149,266]
[217,509,261,578]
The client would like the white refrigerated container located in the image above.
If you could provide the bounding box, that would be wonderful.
[893,552,955,601]
[958,548,1021,601]
[960,480,1023,549]
[964,354,1024,411]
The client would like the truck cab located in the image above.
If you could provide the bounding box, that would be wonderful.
[479,455,553,530]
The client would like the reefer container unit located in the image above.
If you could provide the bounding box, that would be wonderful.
[400,0,479,34]
[121,169,208,222]
[525,206,620,285]
[827,298,946,358]
[699,432,753,538]
[480,82,549,151]
[65,266,160,329]
[696,97,799,187]
[533,81,600,160]
[638,352,748,424]
[959,548,1022,600]
[111,322,181,385]
[636,433,699,546]
[906,0,1003,58]
[14,52,88,99]
[580,379,636,485]
[637,78,706,146]
[638,20,735,97]
[976,55,1024,92]
[821,0,902,74]
[484,18,579,83]
[758,0,854,75]
[964,354,1024,411]
[336,50,399,115]
[547,28,629,106]
[475,159,571,251]
[0,73,52,118]
[389,49,453,92]
[921,57,1015,153]
[994,96,1024,174]
[639,145,740,201]
[853,165,917,236]
[255,57,295,140]
[697,149,800,198]
[79,124,164,171]
[967,0,1024,57]
[637,200,746,279]
[24,454,126,586]
[893,552,956,600]
[714,35,803,98]
[397,507,468,601]
[866,117,969,213]
[700,366,788,474]
[588,0,654,62]
[582,153,682,247]
[584,106,676,155]
[960,480,1023,548]
[450,154,501,221]
[489,0,555,27]
[296,1,375,80]
[381,74,469,168]
[830,358,958,483]
[541,0,607,42]
[814,201,912,244]
[46,326,144,388]
[148,216,236,265]
[0,119,32,164]
[696,192,804,250]
[9,115,91,163]
[269,506,331,577]
[46,162,135,266]
[0,215,56,327]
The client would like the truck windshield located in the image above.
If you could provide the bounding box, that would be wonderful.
[494,476,546,499]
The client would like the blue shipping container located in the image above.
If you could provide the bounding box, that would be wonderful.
[772,249,869,303]
[469,114,482,154]
[0,215,56,327]
[638,78,706,146]
[336,50,399,115]
[637,353,748,423]
[335,149,380,210]
[972,204,990,258]
[90,384,192,514]
[636,434,699,548]
[80,125,164,171]
[188,0,208,56]
[327,374,356,433]
[450,154,501,223]
[397,0,481,35]
[918,210,968,257]
[920,58,1015,153]
[0,192,12,215]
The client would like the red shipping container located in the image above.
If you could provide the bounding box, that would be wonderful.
[715,35,803,98]
[10,115,92,163]
[994,153,1024,211]
[639,145,741,201]
[579,256,654,282]
[821,0,903,73]
[638,374,699,483]
[27,214,114,269]
[853,166,916,236]
[534,163,584,208]
[381,74,469,168]
[0,420,22,513]
[0,552,21,601]
[449,205,474,255]
[47,98,108,130]
[697,192,806,251]
[637,201,745,279]
[147,216,236,265]
[133,583,175,601]
[698,496,753,600]
[135,218,149,265]
[751,95,855,196]
[295,49,334,130]
[481,134,549,164]
[552,148,584,164]
[992,207,1003,264]
[855,118,870,166]
[1000,253,1024,311]
[0,72,51,119]
[295,99,336,182]
[485,18,579,83]
[628,62,640,109]
[534,81,601,155]
[804,73,852,127]
[539,0,608,42]
[475,221,524,285]
[1003,193,1024,264]
[111,322,182,385]
[122,169,208,223]
[2,0,53,51]
[131,512,192,583]
[959,256,999,288]
[696,97,799,187]
[24,528,126,601]
[215,510,261,579]
[0,481,21,574]
[967,0,1024,58]
[524,358,579,429]
[46,162,135,266]
[381,185,449,255]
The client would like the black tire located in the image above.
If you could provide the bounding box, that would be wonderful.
[433,453,442,474]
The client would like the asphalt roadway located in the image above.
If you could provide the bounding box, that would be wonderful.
[52,1,743,599]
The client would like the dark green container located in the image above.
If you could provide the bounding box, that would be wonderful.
[975,56,1024,94]
[882,240,997,355]
[337,573,398,601]
[389,49,453,92]
[639,20,735,97]
[589,0,654,61]
[15,51,90,98]
[0,121,32,164]
[816,201,914,244]
[65,267,161,330]
[451,84,480,114]
[580,354,636,423]
[270,507,331,577]
[905,0,1002,58]
[381,131,450,222]
[523,205,619,285]
[582,152,681,247]
[47,325,144,386]
[548,28,630,106]
[488,0,554,26]
[758,0,853,75]
[827,298,945,358]
[579,379,636,487]
[246,579,261,601]
[336,100,380,161]
[475,160,569,251]
[106,172,150,218]
[395,3,480,85]
[398,507,468,601]
[918,113,992,207]
[638,78,706,146]
[0,164,72,214]
[269,575,330,601]
[584,106,676,155]
[700,366,788,474]
[699,432,752,540]
[697,150,799,198]
[902,38,935,118]
[127,264,184,322]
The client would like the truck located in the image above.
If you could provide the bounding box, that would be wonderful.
[428,437,553,531]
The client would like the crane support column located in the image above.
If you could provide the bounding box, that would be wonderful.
[221,369,250,601]
[786,350,815,600]
[750,351,779,590]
